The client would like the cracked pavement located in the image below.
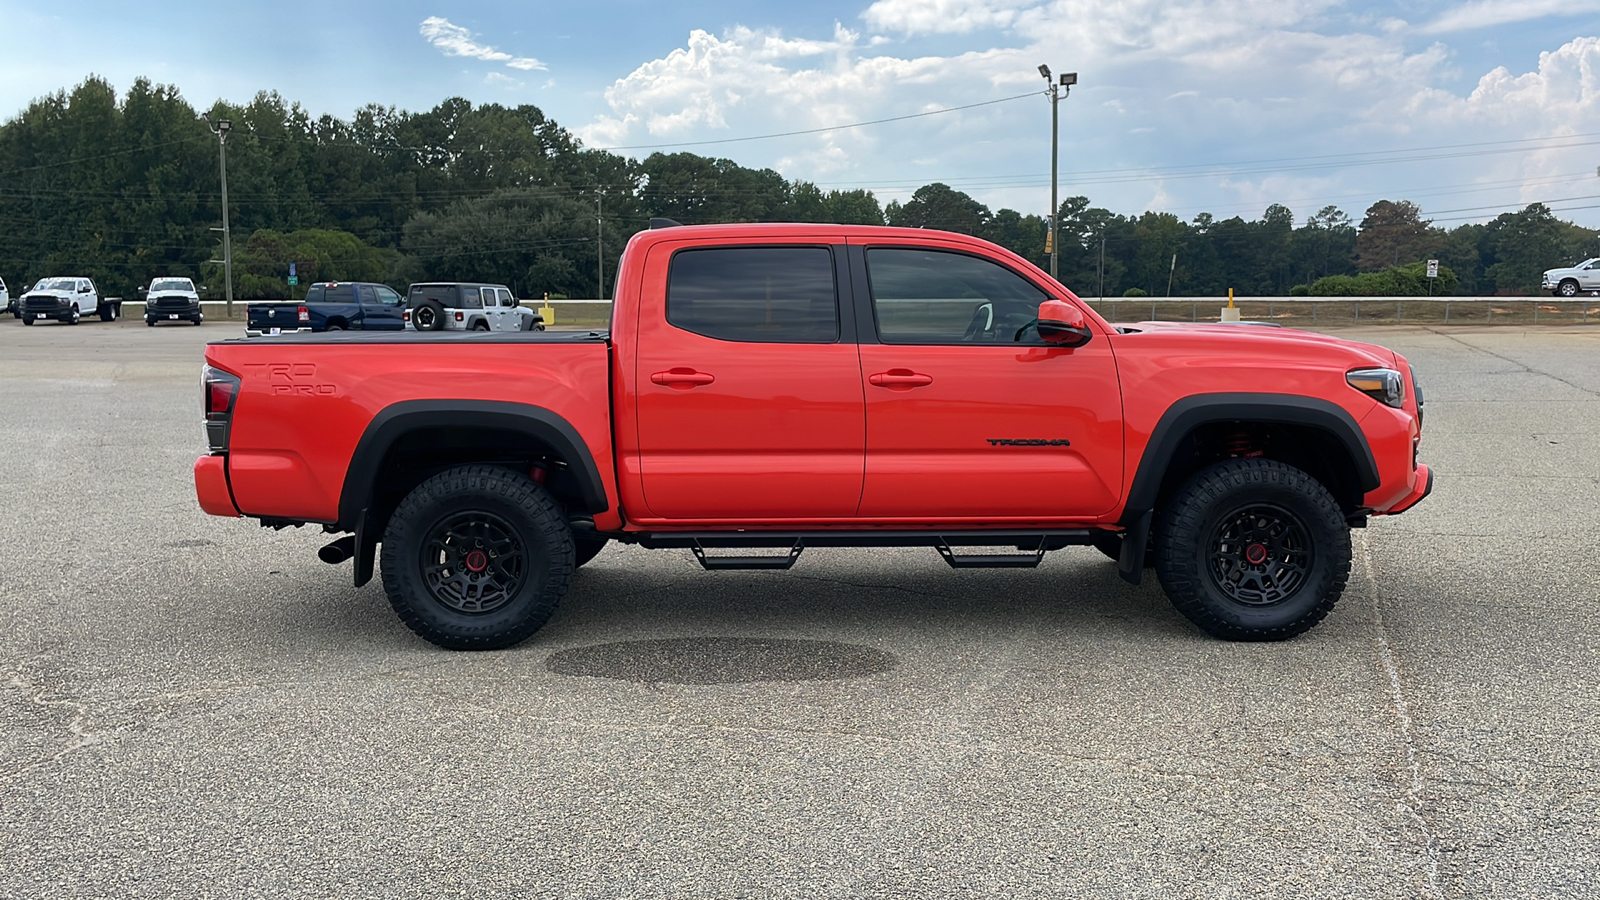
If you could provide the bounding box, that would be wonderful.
[0,319,1596,898]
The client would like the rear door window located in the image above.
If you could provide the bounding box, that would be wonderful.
[666,246,839,343]
[461,287,482,309]
[357,284,378,305]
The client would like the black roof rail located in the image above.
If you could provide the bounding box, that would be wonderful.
[649,218,683,229]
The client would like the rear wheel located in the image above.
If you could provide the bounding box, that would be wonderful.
[99,304,114,322]
[471,320,490,331]
[1152,459,1350,641]
[380,465,574,650]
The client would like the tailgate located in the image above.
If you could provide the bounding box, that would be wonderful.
[246,304,302,330]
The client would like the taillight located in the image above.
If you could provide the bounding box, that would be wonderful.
[297,305,310,323]
[202,365,241,453]
[403,310,411,322]
[455,311,464,321]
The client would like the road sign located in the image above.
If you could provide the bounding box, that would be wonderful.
[288,276,298,286]
[1426,259,1439,278]
[289,262,297,277]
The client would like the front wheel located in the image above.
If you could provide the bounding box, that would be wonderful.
[1152,459,1350,641]
[146,318,156,327]
[379,465,574,650]
[1559,279,1580,298]
[68,308,80,325]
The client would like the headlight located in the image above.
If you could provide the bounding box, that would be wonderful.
[1347,368,1405,408]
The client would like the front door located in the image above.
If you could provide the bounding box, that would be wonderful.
[854,244,1123,520]
[633,242,865,520]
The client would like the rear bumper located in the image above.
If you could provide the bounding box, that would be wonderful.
[194,455,241,517]
[245,327,311,336]
[1379,463,1432,516]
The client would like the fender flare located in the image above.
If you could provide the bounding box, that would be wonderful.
[1122,393,1380,525]
[336,399,610,531]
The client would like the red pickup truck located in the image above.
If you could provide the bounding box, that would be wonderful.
[194,223,1431,649]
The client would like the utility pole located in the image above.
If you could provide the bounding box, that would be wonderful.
[202,112,234,318]
[1038,65,1076,283]
[596,190,605,300]
[1166,252,1177,297]
[1097,235,1105,299]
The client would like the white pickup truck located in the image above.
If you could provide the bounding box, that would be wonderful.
[1542,258,1600,297]
[18,277,123,324]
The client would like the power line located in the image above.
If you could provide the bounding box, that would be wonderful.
[593,91,1044,151]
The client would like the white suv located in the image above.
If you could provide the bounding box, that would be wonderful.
[404,282,544,332]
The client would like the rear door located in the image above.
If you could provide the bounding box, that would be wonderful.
[853,243,1123,520]
[632,241,865,520]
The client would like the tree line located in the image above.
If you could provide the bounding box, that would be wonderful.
[3,76,1597,300]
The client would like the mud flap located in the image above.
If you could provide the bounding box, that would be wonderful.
[1118,510,1152,586]
[353,508,377,587]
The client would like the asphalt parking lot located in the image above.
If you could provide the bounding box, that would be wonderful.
[1,316,1596,899]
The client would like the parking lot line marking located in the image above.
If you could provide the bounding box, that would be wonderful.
[1361,533,1443,899]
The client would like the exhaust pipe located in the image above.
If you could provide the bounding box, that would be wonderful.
[318,535,355,565]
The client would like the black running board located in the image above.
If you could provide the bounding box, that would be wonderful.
[639,530,1094,572]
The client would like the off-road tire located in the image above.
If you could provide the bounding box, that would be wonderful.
[573,534,609,568]
[380,465,574,650]
[471,320,490,332]
[1558,279,1580,298]
[1153,458,1350,641]
[413,300,446,331]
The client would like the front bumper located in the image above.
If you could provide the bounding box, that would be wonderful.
[1379,463,1433,516]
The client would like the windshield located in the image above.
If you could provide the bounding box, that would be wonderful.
[150,278,194,292]
[40,279,76,292]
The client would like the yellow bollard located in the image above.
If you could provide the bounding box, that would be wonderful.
[1221,288,1241,322]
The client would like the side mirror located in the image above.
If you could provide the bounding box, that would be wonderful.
[1037,299,1092,347]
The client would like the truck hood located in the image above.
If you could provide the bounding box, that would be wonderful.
[23,290,72,302]
[1111,320,1399,369]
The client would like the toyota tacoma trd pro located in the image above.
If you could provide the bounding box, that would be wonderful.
[194,223,1432,650]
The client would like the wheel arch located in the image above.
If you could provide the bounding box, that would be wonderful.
[337,399,610,535]
[1122,393,1380,527]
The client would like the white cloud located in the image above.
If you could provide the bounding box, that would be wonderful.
[419,16,546,71]
[576,4,1600,227]
[1422,0,1600,35]
[862,0,1037,35]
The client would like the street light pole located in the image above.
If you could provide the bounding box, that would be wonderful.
[1038,66,1076,284]
[203,112,234,318]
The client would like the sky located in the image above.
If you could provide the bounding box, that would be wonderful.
[2,0,1599,228]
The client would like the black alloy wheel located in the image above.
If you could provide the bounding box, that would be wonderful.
[1153,458,1350,641]
[419,510,528,614]
[1205,504,1312,606]
[381,465,574,649]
